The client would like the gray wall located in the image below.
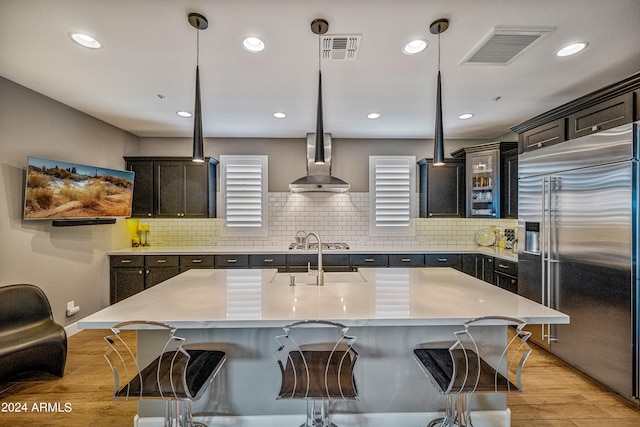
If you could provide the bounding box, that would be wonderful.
[128,137,485,192]
[0,77,137,325]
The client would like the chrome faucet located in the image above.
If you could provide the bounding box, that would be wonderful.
[304,232,324,286]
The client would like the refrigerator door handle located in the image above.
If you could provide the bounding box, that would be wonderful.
[545,176,560,344]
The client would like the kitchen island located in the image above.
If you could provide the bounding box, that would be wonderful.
[80,267,567,427]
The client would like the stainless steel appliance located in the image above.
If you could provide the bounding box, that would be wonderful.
[518,121,639,400]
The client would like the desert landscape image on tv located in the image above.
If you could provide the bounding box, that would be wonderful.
[24,157,134,219]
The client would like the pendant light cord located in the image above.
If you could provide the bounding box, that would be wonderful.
[437,30,441,72]
[196,26,200,67]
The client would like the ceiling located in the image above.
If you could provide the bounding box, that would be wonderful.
[1,0,639,141]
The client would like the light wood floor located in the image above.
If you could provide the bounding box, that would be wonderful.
[1,329,640,426]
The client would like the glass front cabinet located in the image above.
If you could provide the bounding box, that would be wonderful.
[453,142,517,218]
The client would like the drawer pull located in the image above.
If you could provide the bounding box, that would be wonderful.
[437,258,448,262]
[402,258,411,262]
[156,259,167,264]
[591,125,599,132]
[364,258,375,262]
[498,264,510,269]
[227,259,237,263]
[264,259,274,262]
[120,259,133,264]
[191,259,203,263]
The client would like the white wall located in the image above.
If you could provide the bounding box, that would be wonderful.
[0,77,137,325]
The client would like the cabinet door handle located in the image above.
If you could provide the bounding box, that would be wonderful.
[120,259,133,264]
[264,259,274,262]
[138,270,143,274]
[191,259,203,263]
[437,258,448,262]
[227,259,237,263]
[591,125,599,132]
[401,258,411,262]
[364,258,375,262]
[156,259,167,264]
[498,264,509,269]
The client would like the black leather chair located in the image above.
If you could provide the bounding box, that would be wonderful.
[413,316,532,427]
[274,320,359,427]
[0,284,67,382]
[104,321,226,427]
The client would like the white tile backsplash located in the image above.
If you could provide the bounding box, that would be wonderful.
[138,192,517,248]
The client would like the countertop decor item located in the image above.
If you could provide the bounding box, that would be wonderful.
[475,228,496,246]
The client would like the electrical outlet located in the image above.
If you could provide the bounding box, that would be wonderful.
[67,300,75,310]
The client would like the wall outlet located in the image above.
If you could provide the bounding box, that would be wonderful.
[66,300,75,310]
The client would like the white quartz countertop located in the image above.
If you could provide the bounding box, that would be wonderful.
[79,268,565,329]
[108,245,518,261]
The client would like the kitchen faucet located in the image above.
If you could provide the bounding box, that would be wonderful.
[304,232,324,286]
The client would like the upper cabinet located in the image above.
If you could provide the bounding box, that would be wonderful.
[125,157,217,219]
[513,72,640,153]
[453,142,517,219]
[417,158,465,218]
[501,149,518,219]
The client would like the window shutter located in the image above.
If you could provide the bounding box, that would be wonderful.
[370,156,415,235]
[221,156,268,234]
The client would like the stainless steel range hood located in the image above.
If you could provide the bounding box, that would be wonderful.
[289,133,350,193]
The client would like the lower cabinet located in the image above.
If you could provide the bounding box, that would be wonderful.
[494,259,518,294]
[388,254,424,267]
[288,254,351,272]
[350,254,389,268]
[462,254,494,284]
[250,254,287,270]
[110,255,180,304]
[424,254,461,270]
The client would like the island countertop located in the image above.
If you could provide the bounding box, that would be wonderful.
[79,267,567,329]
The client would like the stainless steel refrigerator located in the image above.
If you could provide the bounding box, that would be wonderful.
[518,121,639,400]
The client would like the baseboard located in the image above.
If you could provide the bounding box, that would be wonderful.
[64,321,81,337]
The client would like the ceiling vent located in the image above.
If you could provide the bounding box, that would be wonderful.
[321,35,361,61]
[461,26,555,65]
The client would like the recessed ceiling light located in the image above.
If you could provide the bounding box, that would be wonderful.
[367,113,381,119]
[402,39,428,55]
[556,42,588,57]
[458,113,474,120]
[177,111,192,118]
[68,32,102,49]
[273,112,287,119]
[243,37,265,53]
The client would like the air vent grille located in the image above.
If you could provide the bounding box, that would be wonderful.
[462,27,554,65]
[321,35,361,61]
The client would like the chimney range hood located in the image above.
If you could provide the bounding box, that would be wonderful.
[289,133,350,193]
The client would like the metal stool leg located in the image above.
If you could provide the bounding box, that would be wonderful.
[302,399,337,427]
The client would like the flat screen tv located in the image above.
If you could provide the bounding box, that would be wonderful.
[24,156,135,222]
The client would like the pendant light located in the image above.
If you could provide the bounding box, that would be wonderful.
[430,18,449,166]
[188,13,208,163]
[311,19,329,165]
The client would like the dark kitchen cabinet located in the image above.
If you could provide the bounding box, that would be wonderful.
[462,254,494,284]
[214,255,249,269]
[287,254,351,272]
[110,255,180,303]
[250,254,287,270]
[179,255,215,272]
[125,157,217,219]
[417,158,465,218]
[388,254,424,267]
[518,118,565,154]
[350,254,388,268]
[494,258,518,294]
[567,92,634,140]
[453,142,517,219]
[501,149,518,218]
[424,254,461,270]
[513,73,640,151]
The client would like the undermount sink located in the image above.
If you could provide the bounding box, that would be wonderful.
[269,270,367,285]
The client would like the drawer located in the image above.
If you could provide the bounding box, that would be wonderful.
[350,254,388,267]
[145,255,179,267]
[110,255,144,268]
[287,254,350,268]
[214,255,249,268]
[424,254,461,269]
[388,254,424,267]
[180,255,215,268]
[495,272,518,294]
[250,254,287,268]
[494,259,517,276]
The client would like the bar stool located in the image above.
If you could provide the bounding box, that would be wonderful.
[104,321,226,427]
[274,320,359,427]
[413,316,532,427]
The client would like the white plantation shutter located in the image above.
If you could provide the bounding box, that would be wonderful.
[221,156,268,234]
[370,156,415,235]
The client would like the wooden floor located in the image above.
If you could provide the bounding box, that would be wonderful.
[1,329,640,426]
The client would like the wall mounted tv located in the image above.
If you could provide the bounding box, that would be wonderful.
[24,156,134,225]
